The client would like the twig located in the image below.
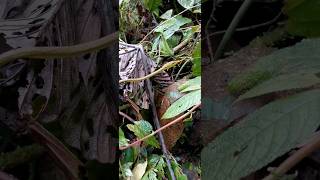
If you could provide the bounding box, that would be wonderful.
[119,103,201,150]
[119,111,135,123]
[145,76,176,180]
[175,58,191,81]
[213,0,254,61]
[0,32,118,67]
[263,131,320,180]
[207,11,281,37]
[205,0,217,63]
[125,97,143,120]
[173,37,191,53]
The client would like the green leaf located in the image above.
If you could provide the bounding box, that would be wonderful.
[119,128,129,146]
[120,162,133,178]
[167,34,181,48]
[142,170,158,180]
[284,0,320,37]
[155,15,191,39]
[177,0,199,9]
[237,72,320,102]
[127,120,160,148]
[159,36,174,57]
[122,147,138,163]
[151,35,161,53]
[202,90,320,180]
[142,155,165,180]
[148,155,165,176]
[192,42,201,76]
[160,9,173,19]
[162,89,200,119]
[228,38,320,94]
[142,0,162,15]
[171,159,188,180]
[178,76,201,93]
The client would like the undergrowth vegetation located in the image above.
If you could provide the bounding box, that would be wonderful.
[119,0,201,179]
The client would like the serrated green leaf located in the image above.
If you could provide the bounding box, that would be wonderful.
[121,162,133,177]
[142,155,165,180]
[202,90,320,180]
[162,89,200,119]
[148,155,165,175]
[119,128,129,146]
[228,38,320,94]
[237,72,320,102]
[127,120,160,148]
[142,170,157,180]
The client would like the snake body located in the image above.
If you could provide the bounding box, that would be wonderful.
[0,32,118,67]
[119,60,182,83]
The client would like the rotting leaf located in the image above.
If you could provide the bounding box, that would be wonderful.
[18,60,53,117]
[0,0,63,48]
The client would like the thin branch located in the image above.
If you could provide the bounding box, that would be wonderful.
[119,103,201,150]
[205,0,217,63]
[145,77,176,180]
[213,0,254,61]
[263,131,320,180]
[207,11,281,37]
[125,97,143,120]
[119,111,135,123]
[175,58,191,81]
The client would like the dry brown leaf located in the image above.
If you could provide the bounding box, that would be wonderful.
[155,80,186,150]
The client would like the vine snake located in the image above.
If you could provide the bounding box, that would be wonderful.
[119,60,183,83]
[0,32,181,84]
[0,32,118,67]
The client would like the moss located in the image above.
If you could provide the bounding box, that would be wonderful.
[227,71,273,95]
[0,144,45,169]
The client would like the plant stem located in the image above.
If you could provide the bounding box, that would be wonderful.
[263,132,320,180]
[213,0,254,61]
[119,111,135,123]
